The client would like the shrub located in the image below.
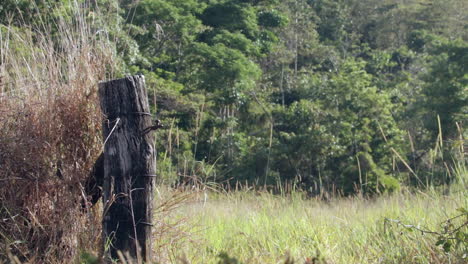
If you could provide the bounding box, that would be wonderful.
[0,2,115,262]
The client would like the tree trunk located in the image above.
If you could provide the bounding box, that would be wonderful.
[98,75,155,262]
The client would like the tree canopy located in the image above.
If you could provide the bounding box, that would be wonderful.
[2,0,466,194]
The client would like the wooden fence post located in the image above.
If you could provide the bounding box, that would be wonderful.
[98,75,155,262]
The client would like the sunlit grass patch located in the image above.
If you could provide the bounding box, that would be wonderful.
[158,187,467,264]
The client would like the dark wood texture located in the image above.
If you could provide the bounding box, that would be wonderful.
[98,75,155,262]
[82,153,104,209]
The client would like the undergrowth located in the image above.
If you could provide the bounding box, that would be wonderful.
[0,1,115,262]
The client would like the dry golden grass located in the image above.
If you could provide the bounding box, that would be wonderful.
[0,2,116,262]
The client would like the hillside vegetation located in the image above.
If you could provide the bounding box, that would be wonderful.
[0,0,466,263]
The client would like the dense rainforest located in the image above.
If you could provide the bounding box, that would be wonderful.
[1,0,467,195]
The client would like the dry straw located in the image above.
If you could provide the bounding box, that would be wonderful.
[0,1,116,262]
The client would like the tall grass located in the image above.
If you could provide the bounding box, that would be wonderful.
[0,1,116,262]
[159,179,467,263]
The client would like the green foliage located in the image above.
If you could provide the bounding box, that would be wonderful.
[258,9,288,28]
[344,152,400,194]
[421,38,468,141]
[271,100,333,184]
[114,0,466,194]
[128,0,204,72]
[265,59,405,193]
[186,42,261,105]
[0,0,37,24]
[200,1,259,39]
[203,29,260,56]
[4,0,466,195]
[312,0,349,43]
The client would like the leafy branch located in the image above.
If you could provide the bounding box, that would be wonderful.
[384,207,468,256]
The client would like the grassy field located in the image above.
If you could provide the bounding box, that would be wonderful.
[152,184,467,264]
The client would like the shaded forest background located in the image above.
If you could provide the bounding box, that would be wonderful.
[1,0,466,195]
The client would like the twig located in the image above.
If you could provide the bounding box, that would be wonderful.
[385,218,440,235]
[385,214,468,238]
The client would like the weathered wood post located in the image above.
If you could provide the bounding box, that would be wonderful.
[98,75,155,262]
